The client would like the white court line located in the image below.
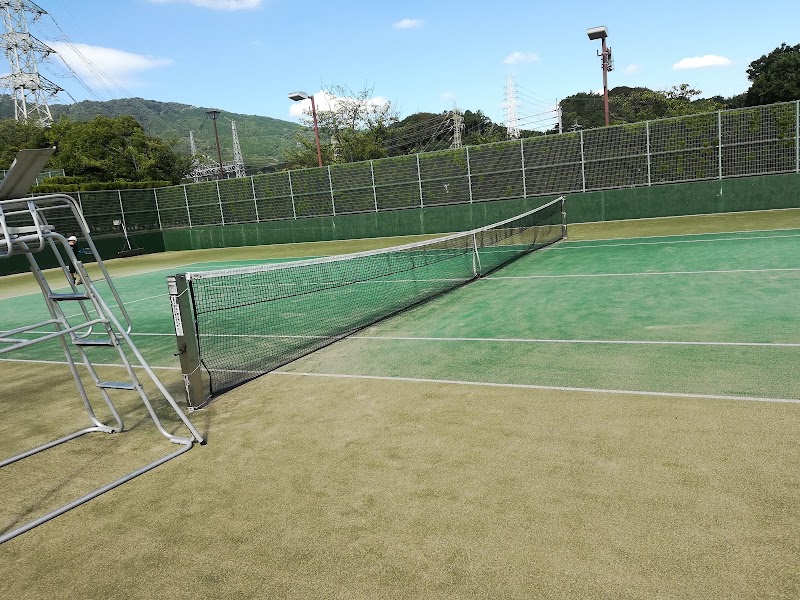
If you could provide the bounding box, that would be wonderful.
[0,357,179,371]
[270,372,800,405]
[125,332,800,348]
[64,292,167,320]
[489,267,800,280]
[556,232,800,250]
[0,261,205,302]
[3,357,797,405]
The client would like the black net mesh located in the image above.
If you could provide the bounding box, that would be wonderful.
[185,198,565,397]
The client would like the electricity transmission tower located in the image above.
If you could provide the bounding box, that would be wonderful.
[231,120,245,178]
[504,75,520,139]
[188,118,247,181]
[0,0,62,126]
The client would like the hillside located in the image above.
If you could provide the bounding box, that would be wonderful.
[0,97,304,171]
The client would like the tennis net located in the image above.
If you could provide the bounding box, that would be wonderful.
[170,197,565,406]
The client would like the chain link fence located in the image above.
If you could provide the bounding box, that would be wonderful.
[61,101,800,235]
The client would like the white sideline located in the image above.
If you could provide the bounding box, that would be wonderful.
[556,232,800,250]
[3,357,798,405]
[124,332,800,348]
[488,267,800,280]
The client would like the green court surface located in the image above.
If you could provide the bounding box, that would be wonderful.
[2,211,799,599]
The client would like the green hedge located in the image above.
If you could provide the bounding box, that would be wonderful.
[31,180,172,194]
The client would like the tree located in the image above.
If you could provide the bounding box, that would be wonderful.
[286,84,400,167]
[385,112,453,156]
[284,132,335,169]
[0,119,49,167]
[459,110,505,145]
[559,86,724,128]
[46,115,191,183]
[745,43,800,106]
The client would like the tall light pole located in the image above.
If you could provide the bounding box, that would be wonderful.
[288,91,323,168]
[587,26,613,127]
[205,109,224,178]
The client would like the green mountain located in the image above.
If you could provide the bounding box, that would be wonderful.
[0,96,304,172]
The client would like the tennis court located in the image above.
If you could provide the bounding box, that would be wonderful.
[2,209,799,598]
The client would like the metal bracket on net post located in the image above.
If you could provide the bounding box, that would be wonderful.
[168,274,204,409]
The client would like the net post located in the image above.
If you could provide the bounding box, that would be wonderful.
[471,232,481,276]
[168,274,204,409]
[561,196,567,239]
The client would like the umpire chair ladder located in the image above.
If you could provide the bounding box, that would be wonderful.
[0,149,203,544]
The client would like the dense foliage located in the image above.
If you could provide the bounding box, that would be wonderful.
[0,96,304,171]
[745,43,800,106]
[47,115,192,183]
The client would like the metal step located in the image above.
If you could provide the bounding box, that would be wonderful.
[73,338,115,347]
[97,381,136,391]
[49,292,90,302]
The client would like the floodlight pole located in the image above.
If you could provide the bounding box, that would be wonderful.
[288,91,323,167]
[600,37,610,127]
[206,109,224,178]
[587,26,612,127]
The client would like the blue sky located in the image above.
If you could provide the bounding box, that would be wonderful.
[18,0,800,129]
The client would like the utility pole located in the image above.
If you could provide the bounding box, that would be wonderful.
[0,0,62,126]
[505,75,521,139]
[450,106,464,149]
[556,101,563,134]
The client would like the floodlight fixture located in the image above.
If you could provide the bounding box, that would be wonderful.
[288,90,323,167]
[586,26,608,40]
[587,26,612,126]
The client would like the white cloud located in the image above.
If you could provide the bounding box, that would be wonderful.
[148,0,261,9]
[393,18,423,30]
[49,42,171,88]
[440,91,456,102]
[624,64,641,74]
[503,52,540,65]
[288,91,390,118]
[673,55,732,70]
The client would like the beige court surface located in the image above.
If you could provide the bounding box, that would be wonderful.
[2,210,799,599]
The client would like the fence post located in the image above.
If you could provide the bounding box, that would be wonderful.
[520,138,527,198]
[646,121,652,186]
[117,190,125,231]
[183,184,192,227]
[466,147,473,203]
[579,130,586,193]
[250,175,260,222]
[216,180,225,225]
[370,160,378,212]
[328,165,336,216]
[416,153,424,208]
[717,110,723,180]
[153,188,163,231]
[288,171,296,219]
